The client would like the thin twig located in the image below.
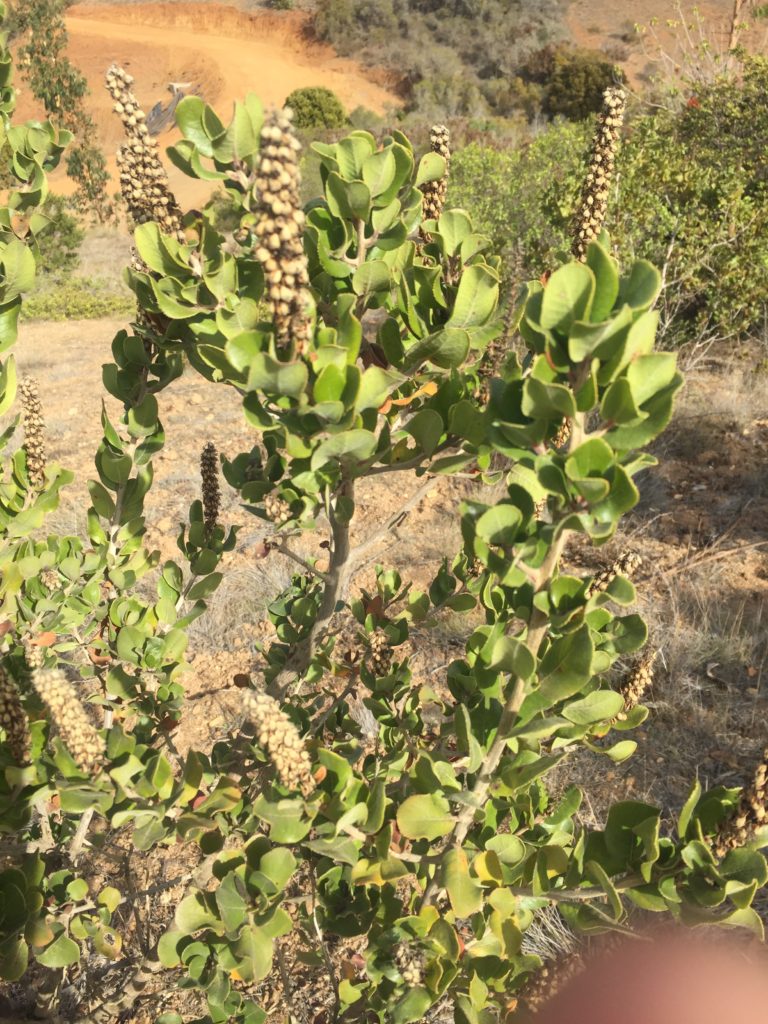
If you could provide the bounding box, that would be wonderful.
[273,540,329,581]
[349,475,437,568]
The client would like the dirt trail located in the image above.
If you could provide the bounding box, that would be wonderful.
[12,2,400,208]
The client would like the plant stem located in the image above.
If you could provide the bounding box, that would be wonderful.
[267,479,354,698]
[420,677,526,909]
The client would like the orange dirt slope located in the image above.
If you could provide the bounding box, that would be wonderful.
[11,2,401,208]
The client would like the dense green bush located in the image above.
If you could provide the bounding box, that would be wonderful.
[532,45,625,121]
[450,57,768,344]
[285,86,346,129]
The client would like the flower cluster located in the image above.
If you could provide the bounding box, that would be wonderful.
[713,750,768,858]
[242,690,315,796]
[620,650,656,711]
[572,87,626,261]
[421,123,451,226]
[586,550,642,598]
[0,666,29,764]
[264,493,292,526]
[200,442,221,536]
[31,668,103,774]
[368,629,392,676]
[253,108,312,354]
[105,64,184,242]
[19,376,46,492]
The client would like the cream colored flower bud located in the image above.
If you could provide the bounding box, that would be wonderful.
[31,668,103,774]
[242,691,314,796]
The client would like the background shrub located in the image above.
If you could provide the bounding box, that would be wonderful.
[530,45,626,120]
[313,0,564,118]
[450,57,768,344]
[285,86,346,129]
[34,194,85,278]
[22,277,134,320]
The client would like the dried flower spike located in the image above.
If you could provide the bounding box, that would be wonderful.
[0,665,30,764]
[105,64,184,242]
[713,748,768,858]
[200,441,221,536]
[242,690,315,796]
[333,622,366,669]
[586,550,642,598]
[421,123,450,230]
[551,418,571,450]
[19,376,46,492]
[31,668,103,774]
[619,649,656,712]
[254,107,312,355]
[572,86,626,261]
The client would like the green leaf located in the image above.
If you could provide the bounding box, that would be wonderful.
[585,240,619,322]
[252,795,312,843]
[538,624,594,702]
[234,923,274,982]
[404,409,444,456]
[488,636,536,679]
[444,848,483,916]
[434,209,473,256]
[677,779,703,840]
[448,265,499,329]
[362,148,397,198]
[157,930,184,968]
[562,690,624,724]
[476,505,522,547]
[175,95,225,157]
[0,937,28,981]
[36,932,80,968]
[397,793,453,840]
[618,260,661,309]
[311,429,377,470]
[175,892,219,933]
[392,987,432,1024]
[216,875,248,933]
[352,260,391,300]
[404,328,471,370]
[602,739,637,762]
[539,262,595,333]
[415,151,446,187]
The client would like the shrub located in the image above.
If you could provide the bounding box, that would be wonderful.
[520,44,625,121]
[21,277,134,320]
[450,55,768,344]
[33,194,84,278]
[1,18,767,1024]
[10,0,112,220]
[285,86,346,129]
